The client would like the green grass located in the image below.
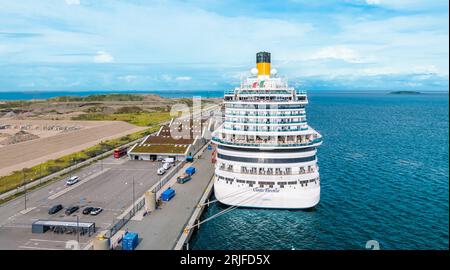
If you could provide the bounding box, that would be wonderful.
[0,125,161,195]
[72,111,172,126]
[0,100,34,109]
[48,94,144,102]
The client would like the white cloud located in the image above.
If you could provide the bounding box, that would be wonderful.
[309,46,364,63]
[175,76,192,81]
[118,75,137,82]
[93,51,114,63]
[413,65,439,74]
[366,0,381,5]
[65,0,80,5]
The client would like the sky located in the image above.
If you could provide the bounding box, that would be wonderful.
[0,0,448,92]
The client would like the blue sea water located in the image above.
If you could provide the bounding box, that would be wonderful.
[189,92,449,250]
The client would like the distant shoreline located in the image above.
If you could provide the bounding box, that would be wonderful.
[389,91,422,95]
[0,90,448,101]
[0,90,225,101]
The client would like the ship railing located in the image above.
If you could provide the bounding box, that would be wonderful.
[225,105,305,109]
[223,127,308,132]
[212,137,322,147]
[217,168,316,176]
[225,98,307,103]
[225,120,307,125]
[225,113,306,117]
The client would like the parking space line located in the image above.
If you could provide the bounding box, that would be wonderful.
[19,246,61,250]
[48,168,110,200]
[29,239,88,244]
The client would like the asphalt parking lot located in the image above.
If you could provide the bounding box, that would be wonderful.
[0,156,173,250]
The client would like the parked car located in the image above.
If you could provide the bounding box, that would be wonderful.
[162,162,172,170]
[157,167,166,175]
[90,207,103,216]
[163,157,175,164]
[66,176,79,186]
[48,204,63,215]
[65,206,79,215]
[82,207,94,215]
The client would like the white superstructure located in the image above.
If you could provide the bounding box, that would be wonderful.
[211,52,323,209]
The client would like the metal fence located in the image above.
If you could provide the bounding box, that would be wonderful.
[105,198,145,239]
[152,161,186,193]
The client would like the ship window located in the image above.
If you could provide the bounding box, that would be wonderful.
[258,181,275,187]
[288,181,297,185]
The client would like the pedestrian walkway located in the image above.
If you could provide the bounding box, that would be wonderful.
[125,145,215,250]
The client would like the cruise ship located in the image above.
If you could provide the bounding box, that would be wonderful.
[211,52,323,209]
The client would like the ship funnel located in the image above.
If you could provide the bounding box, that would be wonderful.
[256,51,271,77]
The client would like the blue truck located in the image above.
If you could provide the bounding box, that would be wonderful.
[161,188,176,201]
[185,166,196,176]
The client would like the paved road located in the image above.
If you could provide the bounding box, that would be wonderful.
[0,156,170,250]
[126,145,215,250]
[0,106,220,250]
[0,121,146,177]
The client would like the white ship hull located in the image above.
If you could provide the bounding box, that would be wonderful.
[213,176,320,209]
[211,51,323,210]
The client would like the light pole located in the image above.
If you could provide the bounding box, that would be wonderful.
[125,177,143,214]
[76,215,80,244]
[132,177,135,211]
[22,170,27,210]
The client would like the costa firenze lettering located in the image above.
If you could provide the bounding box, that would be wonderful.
[253,187,280,193]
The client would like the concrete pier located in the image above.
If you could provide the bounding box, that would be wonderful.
[124,143,215,250]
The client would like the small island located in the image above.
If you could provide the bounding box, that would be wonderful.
[389,91,421,95]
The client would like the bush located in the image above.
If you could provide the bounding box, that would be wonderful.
[115,106,143,114]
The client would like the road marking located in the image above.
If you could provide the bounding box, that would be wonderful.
[19,207,36,215]
[29,239,87,244]
[19,245,63,250]
[48,168,110,200]
[110,168,155,171]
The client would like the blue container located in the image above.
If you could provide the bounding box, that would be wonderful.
[185,167,196,176]
[122,232,139,250]
[161,188,176,201]
[186,156,193,162]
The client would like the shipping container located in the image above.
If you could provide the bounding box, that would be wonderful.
[122,232,139,250]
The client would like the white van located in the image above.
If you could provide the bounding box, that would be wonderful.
[163,158,175,164]
[163,162,172,170]
[66,176,79,186]
[157,167,166,175]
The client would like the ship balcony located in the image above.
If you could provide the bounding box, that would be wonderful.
[225,88,306,95]
[216,162,319,176]
[212,135,322,148]
[223,126,308,132]
[225,112,306,118]
[225,104,305,110]
[225,119,306,125]
[224,96,308,103]
[217,163,317,176]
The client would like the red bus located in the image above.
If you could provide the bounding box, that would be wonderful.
[114,147,127,159]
